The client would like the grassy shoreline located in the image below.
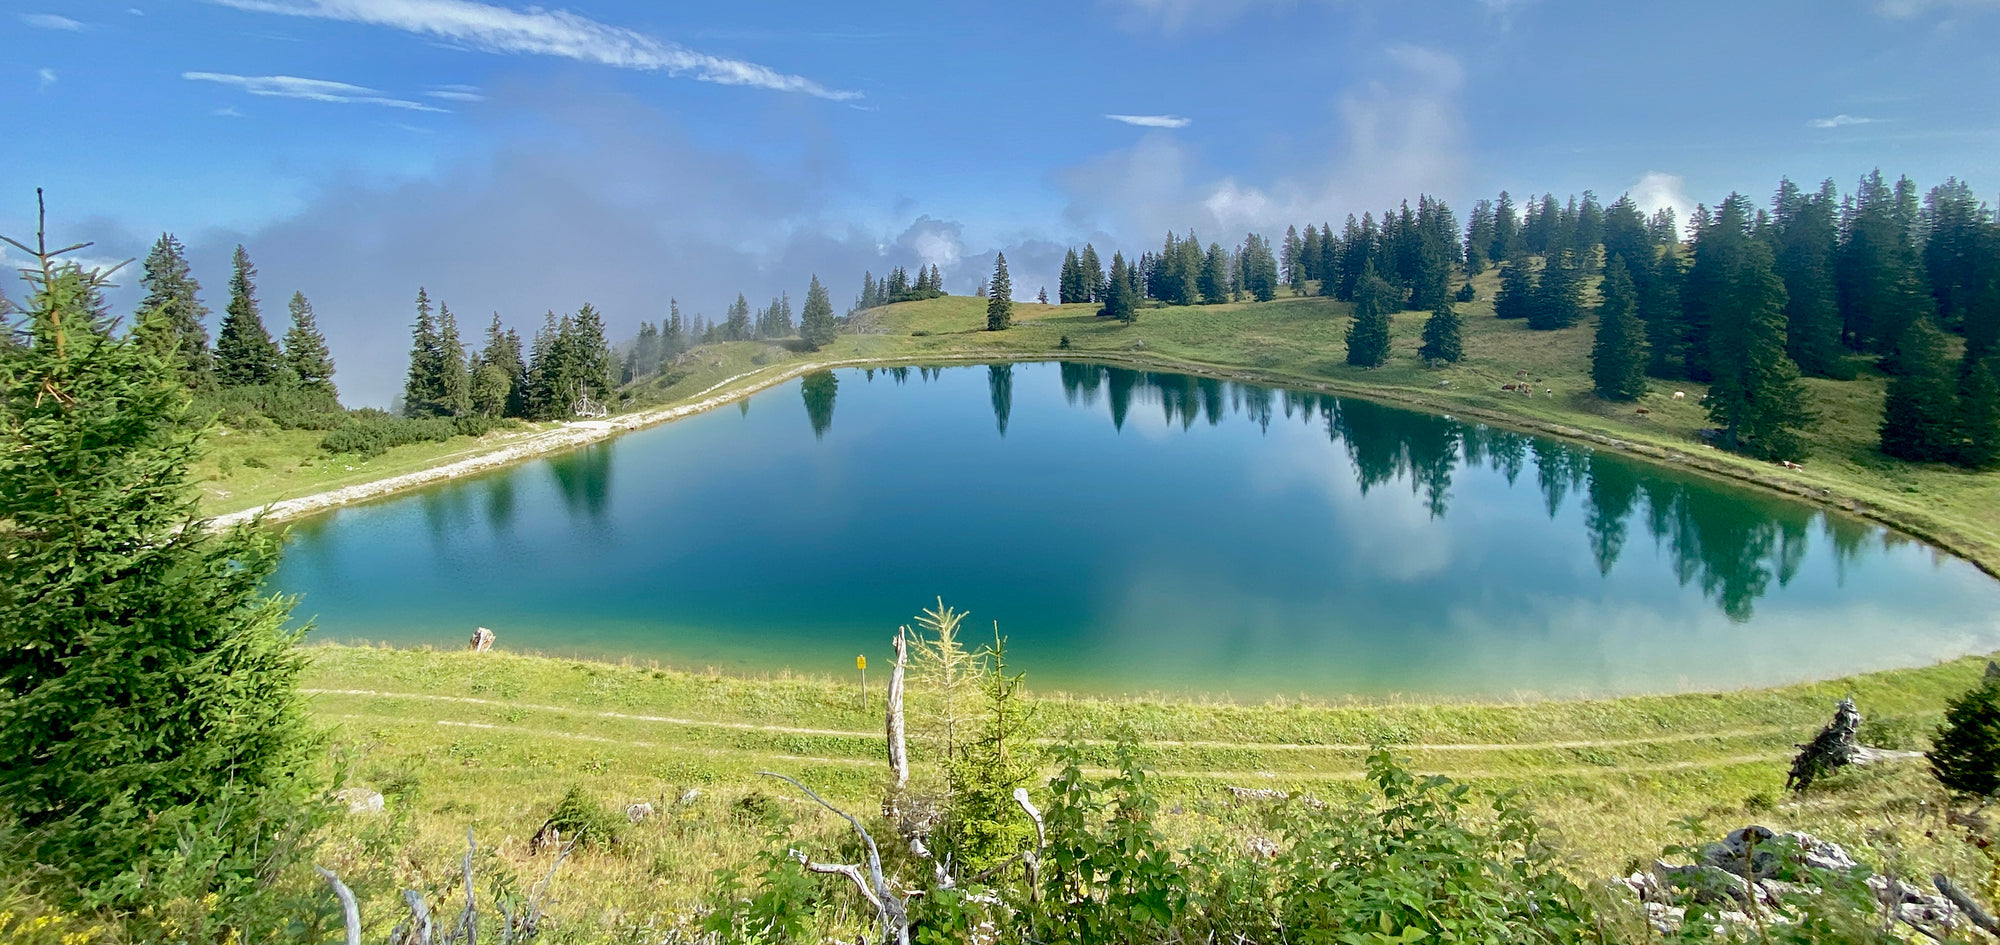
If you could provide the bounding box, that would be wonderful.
[301,642,1994,937]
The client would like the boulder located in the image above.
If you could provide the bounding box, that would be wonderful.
[626,802,655,823]
[334,787,385,815]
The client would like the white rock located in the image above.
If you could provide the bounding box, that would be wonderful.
[626,802,655,823]
[335,787,385,815]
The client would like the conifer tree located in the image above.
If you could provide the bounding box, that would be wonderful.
[1238,233,1279,302]
[1490,191,1520,262]
[1879,317,1957,461]
[1591,256,1648,401]
[0,247,312,900]
[1079,244,1104,302]
[435,304,473,417]
[1776,180,1844,377]
[213,245,282,386]
[986,253,1013,330]
[1346,265,1394,367]
[1529,252,1584,330]
[1419,298,1463,364]
[1198,242,1231,304]
[1702,239,1814,460]
[132,233,213,390]
[1037,286,1049,304]
[280,291,336,397]
[1929,673,2000,798]
[1493,256,1535,320]
[1283,225,1305,288]
[1103,252,1137,324]
[724,294,752,342]
[402,288,444,417]
[1059,248,1083,303]
[1645,247,1690,378]
[1956,352,2000,469]
[571,303,614,403]
[799,275,838,350]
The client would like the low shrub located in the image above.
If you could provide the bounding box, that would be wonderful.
[318,413,508,457]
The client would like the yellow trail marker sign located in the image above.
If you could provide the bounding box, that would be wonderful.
[857,655,866,670]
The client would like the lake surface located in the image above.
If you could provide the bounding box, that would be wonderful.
[275,362,2000,699]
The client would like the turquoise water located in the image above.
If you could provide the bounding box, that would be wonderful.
[274,362,2000,699]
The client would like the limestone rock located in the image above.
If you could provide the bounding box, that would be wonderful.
[626,802,655,823]
[334,787,385,815]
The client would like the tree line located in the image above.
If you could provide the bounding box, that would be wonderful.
[617,275,839,385]
[399,290,613,422]
[128,234,337,400]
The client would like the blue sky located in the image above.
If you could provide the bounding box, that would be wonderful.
[7,0,2000,403]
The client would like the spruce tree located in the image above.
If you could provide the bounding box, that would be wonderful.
[724,294,752,342]
[133,233,213,390]
[1529,251,1585,330]
[213,245,282,387]
[0,249,312,901]
[1493,256,1535,320]
[1418,298,1463,364]
[1059,248,1082,303]
[1198,242,1231,304]
[1591,256,1648,401]
[1239,233,1280,301]
[1929,672,2000,798]
[402,287,443,417]
[1345,265,1394,367]
[799,275,837,350]
[280,291,336,397]
[1702,239,1815,460]
[1879,317,1957,461]
[1079,244,1104,302]
[1776,181,1843,377]
[986,253,1013,330]
[570,303,614,402]
[1956,352,2000,469]
[1103,252,1137,324]
[435,304,473,417]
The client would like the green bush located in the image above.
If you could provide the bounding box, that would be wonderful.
[196,383,348,431]
[318,412,507,457]
[540,785,623,849]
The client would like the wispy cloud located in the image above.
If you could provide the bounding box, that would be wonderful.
[1107,113,1191,129]
[1808,114,1881,128]
[425,83,485,102]
[21,13,87,30]
[201,0,861,101]
[1875,0,2000,15]
[183,72,448,111]
[38,68,57,89]
[215,105,246,117]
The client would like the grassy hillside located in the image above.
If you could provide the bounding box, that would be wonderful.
[302,642,1994,941]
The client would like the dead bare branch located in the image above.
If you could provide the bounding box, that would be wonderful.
[314,866,362,945]
[759,771,909,945]
[1935,874,2000,937]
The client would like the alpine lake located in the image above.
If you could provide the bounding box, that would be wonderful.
[274,362,2000,700]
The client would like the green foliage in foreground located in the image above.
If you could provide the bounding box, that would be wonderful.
[0,257,317,911]
[1929,670,2000,798]
[318,410,509,456]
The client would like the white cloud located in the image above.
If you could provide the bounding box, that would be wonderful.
[1874,0,2000,15]
[1106,113,1191,129]
[1628,171,1693,235]
[21,13,86,30]
[183,72,449,112]
[1808,114,1880,129]
[1063,43,1465,243]
[37,68,57,89]
[203,0,860,101]
[426,83,485,102]
[215,105,246,117]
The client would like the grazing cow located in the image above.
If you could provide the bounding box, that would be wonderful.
[1636,407,1651,415]
[1672,391,1687,400]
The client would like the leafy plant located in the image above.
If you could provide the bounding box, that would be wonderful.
[1930,673,2000,798]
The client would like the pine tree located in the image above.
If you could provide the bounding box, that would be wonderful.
[402,288,444,417]
[1879,317,1957,461]
[435,304,472,417]
[986,253,1013,330]
[724,294,751,342]
[1345,265,1394,367]
[280,291,336,397]
[1493,256,1535,320]
[132,233,213,390]
[799,275,837,350]
[1079,244,1104,302]
[213,245,282,387]
[1490,191,1520,262]
[1529,252,1584,330]
[1591,256,1648,401]
[1102,252,1137,324]
[1703,239,1815,460]
[1419,298,1463,364]
[1037,286,1049,304]
[1956,352,2000,469]
[1929,672,2000,798]
[1198,242,1231,304]
[1645,247,1690,378]
[1239,233,1279,302]
[0,249,311,900]
[1776,180,1844,377]
[571,303,614,404]
[1059,248,1082,303]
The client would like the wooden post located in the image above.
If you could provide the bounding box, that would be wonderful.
[886,627,909,789]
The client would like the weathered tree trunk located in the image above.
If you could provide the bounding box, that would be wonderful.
[887,626,909,789]
[1787,698,1860,792]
